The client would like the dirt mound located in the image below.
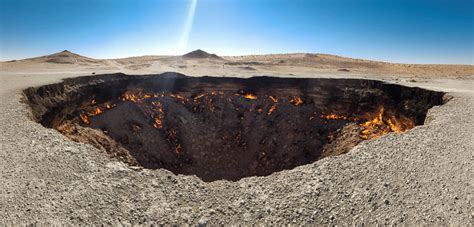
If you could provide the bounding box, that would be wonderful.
[182,49,223,60]
[22,50,104,65]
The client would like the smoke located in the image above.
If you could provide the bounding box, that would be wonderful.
[177,0,197,54]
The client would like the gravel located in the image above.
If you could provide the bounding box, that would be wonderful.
[0,73,473,225]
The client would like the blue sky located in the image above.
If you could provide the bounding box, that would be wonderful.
[1,0,473,64]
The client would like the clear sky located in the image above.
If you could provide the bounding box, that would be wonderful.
[1,0,473,64]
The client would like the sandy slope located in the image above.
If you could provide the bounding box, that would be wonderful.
[0,50,473,224]
[2,50,473,77]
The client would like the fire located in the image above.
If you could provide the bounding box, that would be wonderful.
[267,105,277,115]
[121,90,154,103]
[320,106,415,140]
[289,96,303,106]
[243,93,257,100]
[92,107,102,115]
[153,118,163,129]
[359,107,389,140]
[79,106,107,124]
[79,113,90,124]
[320,113,347,120]
[151,101,165,129]
[170,94,188,104]
[78,89,416,144]
[359,106,414,140]
[268,96,278,103]
[167,128,181,154]
[193,94,205,103]
[122,91,139,102]
[265,95,278,115]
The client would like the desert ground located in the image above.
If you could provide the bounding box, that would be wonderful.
[0,50,473,224]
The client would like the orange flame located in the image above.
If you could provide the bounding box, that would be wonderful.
[121,90,154,103]
[320,106,415,140]
[289,96,303,106]
[359,106,414,140]
[267,105,277,115]
[243,93,257,100]
[151,101,165,129]
[170,94,188,104]
[92,107,102,115]
[320,113,347,120]
[122,91,139,102]
[167,128,181,154]
[268,95,278,103]
[153,118,163,129]
[193,94,205,103]
[78,90,415,142]
[80,113,90,124]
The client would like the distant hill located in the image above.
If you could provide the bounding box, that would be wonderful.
[1,49,471,77]
[19,50,104,65]
[182,49,223,60]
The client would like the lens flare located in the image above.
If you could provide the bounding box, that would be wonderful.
[177,0,198,54]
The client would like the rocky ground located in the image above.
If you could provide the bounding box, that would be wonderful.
[0,51,473,224]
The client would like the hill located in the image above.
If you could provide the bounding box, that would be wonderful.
[19,50,104,65]
[182,49,223,60]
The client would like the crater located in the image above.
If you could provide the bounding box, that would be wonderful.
[23,73,444,181]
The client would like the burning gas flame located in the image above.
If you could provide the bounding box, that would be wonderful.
[320,113,348,120]
[153,118,163,129]
[92,107,102,115]
[321,106,415,140]
[359,107,389,140]
[121,90,155,103]
[243,93,257,100]
[170,94,189,104]
[359,106,414,139]
[80,113,90,124]
[79,106,108,124]
[266,95,278,115]
[151,101,165,129]
[289,96,303,106]
[167,128,181,155]
[267,105,277,115]
[78,90,415,143]
[268,95,278,103]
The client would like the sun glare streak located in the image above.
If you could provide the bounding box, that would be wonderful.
[177,0,197,54]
